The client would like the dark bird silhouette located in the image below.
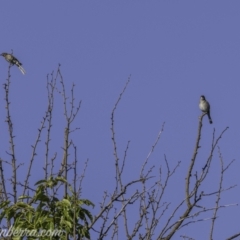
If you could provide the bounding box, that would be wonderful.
[0,53,26,75]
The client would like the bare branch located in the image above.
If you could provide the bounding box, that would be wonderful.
[4,64,17,203]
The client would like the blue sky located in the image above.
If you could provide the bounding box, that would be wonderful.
[0,1,240,239]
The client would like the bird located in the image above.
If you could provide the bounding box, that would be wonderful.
[199,95,213,124]
[0,52,26,75]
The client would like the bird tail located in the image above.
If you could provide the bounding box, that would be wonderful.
[207,113,213,124]
[17,65,26,75]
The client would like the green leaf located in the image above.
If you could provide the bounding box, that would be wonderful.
[35,179,47,186]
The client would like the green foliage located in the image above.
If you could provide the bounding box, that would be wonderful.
[0,177,94,240]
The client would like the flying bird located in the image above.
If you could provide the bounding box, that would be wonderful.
[0,53,26,75]
[199,95,213,124]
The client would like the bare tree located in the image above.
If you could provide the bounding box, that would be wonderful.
[0,63,238,240]
[87,78,237,240]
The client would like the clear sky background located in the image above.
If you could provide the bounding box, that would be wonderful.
[0,1,240,239]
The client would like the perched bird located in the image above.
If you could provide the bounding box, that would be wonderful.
[0,52,26,75]
[199,95,213,124]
